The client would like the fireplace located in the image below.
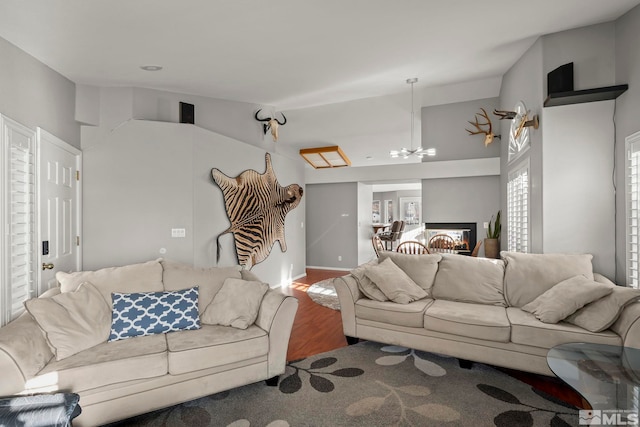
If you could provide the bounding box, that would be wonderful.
[424,222,477,255]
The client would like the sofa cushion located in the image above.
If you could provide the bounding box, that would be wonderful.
[565,285,640,332]
[161,260,242,313]
[355,299,433,328]
[502,251,594,307]
[27,334,167,393]
[24,282,111,360]
[424,300,511,342]
[109,287,201,342]
[201,278,269,329]
[507,307,622,349]
[521,276,613,323]
[364,258,427,304]
[56,259,164,307]
[431,254,506,306]
[351,261,388,302]
[166,324,268,375]
[377,252,442,293]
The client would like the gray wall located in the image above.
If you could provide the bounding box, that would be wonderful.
[422,176,500,257]
[615,5,640,283]
[499,39,544,253]
[499,21,621,279]
[82,120,306,287]
[305,182,358,269]
[0,36,80,147]
[422,97,501,161]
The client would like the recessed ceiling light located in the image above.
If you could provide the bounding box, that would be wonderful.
[140,65,163,71]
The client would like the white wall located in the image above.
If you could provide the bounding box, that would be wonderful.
[615,4,640,283]
[542,101,615,277]
[357,183,375,265]
[82,120,306,287]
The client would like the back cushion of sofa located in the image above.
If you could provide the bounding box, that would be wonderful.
[431,254,506,306]
[377,252,442,293]
[161,260,242,313]
[56,259,164,307]
[502,251,594,307]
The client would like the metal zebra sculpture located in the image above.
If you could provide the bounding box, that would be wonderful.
[211,153,303,269]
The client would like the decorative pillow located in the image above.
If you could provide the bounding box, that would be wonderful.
[24,282,111,360]
[501,251,594,307]
[350,261,388,302]
[201,278,269,329]
[565,285,640,332]
[377,252,442,293]
[364,258,427,304]
[521,275,613,323]
[161,259,242,313]
[431,254,506,306]
[109,287,200,342]
[56,259,164,308]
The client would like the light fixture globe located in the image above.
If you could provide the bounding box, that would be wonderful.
[390,78,424,159]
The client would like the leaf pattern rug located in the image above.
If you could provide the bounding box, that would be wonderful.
[108,341,577,426]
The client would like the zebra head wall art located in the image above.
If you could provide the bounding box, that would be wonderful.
[212,153,303,269]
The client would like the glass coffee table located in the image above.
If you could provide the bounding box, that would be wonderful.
[547,342,640,411]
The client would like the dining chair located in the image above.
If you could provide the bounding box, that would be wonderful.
[396,241,430,255]
[428,234,456,253]
[372,235,386,257]
[378,220,403,250]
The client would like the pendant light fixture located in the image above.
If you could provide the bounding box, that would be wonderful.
[390,78,425,159]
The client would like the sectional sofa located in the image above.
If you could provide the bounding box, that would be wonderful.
[0,259,298,426]
[334,251,640,376]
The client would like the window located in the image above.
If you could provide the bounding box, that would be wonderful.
[507,159,529,253]
[627,131,640,289]
[1,115,36,325]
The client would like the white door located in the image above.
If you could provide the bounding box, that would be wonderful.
[38,128,82,293]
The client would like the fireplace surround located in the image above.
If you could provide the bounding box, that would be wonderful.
[424,222,477,255]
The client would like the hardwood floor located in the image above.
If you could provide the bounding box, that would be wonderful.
[285,268,589,409]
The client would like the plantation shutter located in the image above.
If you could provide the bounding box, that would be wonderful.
[1,115,36,325]
[507,161,529,253]
[627,132,640,289]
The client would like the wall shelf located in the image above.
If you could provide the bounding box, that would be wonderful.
[544,84,628,107]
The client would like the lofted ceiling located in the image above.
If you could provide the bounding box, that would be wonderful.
[0,0,638,167]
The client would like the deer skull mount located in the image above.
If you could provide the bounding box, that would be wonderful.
[255,109,287,142]
[465,108,501,147]
[495,108,540,140]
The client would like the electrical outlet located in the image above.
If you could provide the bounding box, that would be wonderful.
[338,256,342,261]
[171,228,186,238]
[483,222,489,229]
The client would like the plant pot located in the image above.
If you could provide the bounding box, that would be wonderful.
[484,238,500,259]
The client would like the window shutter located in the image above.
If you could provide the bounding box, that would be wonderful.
[507,161,529,253]
[1,116,35,324]
[627,132,640,289]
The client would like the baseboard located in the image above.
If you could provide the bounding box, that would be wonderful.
[305,265,352,271]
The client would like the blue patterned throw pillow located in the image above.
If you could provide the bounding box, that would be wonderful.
[109,287,200,342]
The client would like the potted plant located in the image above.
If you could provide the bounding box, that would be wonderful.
[484,210,501,259]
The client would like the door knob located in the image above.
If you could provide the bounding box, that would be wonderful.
[42,263,55,270]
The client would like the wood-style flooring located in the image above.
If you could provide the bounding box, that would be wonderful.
[284,268,589,409]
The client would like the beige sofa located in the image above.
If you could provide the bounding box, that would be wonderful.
[0,259,298,426]
[334,251,640,376]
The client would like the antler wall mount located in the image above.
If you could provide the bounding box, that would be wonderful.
[255,109,287,142]
[465,108,501,147]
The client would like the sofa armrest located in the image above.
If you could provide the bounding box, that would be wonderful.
[0,313,54,396]
[255,289,299,378]
[611,301,640,349]
[333,275,362,337]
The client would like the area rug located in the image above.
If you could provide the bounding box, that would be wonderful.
[306,278,340,310]
[110,341,577,426]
